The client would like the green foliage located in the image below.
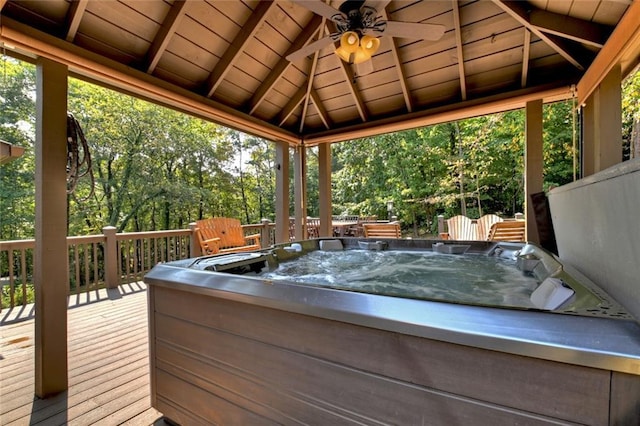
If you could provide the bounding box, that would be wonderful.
[2,57,637,242]
[0,58,36,239]
[622,69,640,160]
[65,78,272,233]
[1,282,35,309]
[330,103,581,235]
[332,110,530,234]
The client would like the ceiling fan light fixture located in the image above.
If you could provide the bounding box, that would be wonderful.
[335,31,360,61]
[353,34,380,64]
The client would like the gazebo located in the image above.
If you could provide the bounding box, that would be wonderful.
[1,0,639,400]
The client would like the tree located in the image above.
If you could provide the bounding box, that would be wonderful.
[67,78,237,233]
[0,58,36,239]
[622,69,640,160]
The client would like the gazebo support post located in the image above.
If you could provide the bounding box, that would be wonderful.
[318,143,332,237]
[274,141,290,243]
[34,57,69,398]
[525,99,543,244]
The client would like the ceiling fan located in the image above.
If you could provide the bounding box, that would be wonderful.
[287,0,445,74]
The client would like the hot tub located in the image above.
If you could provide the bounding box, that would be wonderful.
[144,239,640,425]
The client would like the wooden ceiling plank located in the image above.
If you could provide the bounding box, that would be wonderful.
[521,29,531,88]
[529,9,612,48]
[205,0,277,98]
[145,0,189,73]
[491,0,588,71]
[249,14,323,115]
[65,0,88,42]
[452,0,467,101]
[310,88,331,129]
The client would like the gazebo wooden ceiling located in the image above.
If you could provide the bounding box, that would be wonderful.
[0,0,635,146]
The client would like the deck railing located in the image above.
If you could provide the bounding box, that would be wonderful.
[0,220,276,311]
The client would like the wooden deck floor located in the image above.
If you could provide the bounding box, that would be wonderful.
[1,283,167,425]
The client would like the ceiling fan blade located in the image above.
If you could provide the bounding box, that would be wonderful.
[363,0,391,12]
[384,21,446,41]
[291,0,342,20]
[355,60,374,76]
[286,35,335,62]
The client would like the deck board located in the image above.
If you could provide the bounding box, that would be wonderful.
[0,284,167,425]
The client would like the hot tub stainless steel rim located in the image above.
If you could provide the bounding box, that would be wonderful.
[145,239,640,376]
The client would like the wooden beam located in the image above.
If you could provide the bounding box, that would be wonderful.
[300,23,324,133]
[327,22,368,122]
[529,9,611,48]
[310,88,331,129]
[278,85,306,127]
[389,38,413,113]
[491,0,591,71]
[145,0,189,73]
[205,1,277,98]
[65,0,88,42]
[521,29,531,88]
[377,7,413,112]
[339,58,368,122]
[299,65,317,133]
[248,15,323,115]
[304,84,573,145]
[577,0,640,105]
[452,0,467,101]
[0,17,301,145]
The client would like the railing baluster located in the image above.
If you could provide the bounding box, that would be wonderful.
[0,225,206,307]
[20,249,27,306]
[8,249,15,308]
[84,243,90,291]
[92,242,98,289]
[74,244,81,295]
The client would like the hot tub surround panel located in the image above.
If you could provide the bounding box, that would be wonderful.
[147,283,640,425]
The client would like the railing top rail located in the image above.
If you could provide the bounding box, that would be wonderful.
[1,224,276,248]
[0,239,36,249]
[115,229,192,240]
[67,235,106,244]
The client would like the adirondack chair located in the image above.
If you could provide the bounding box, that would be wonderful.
[487,220,526,242]
[306,217,321,239]
[477,214,503,241]
[195,217,261,255]
[363,222,401,238]
[443,215,478,240]
[349,215,377,237]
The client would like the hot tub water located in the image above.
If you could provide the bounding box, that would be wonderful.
[261,250,540,309]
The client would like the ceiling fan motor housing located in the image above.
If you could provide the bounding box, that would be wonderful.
[339,0,367,34]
